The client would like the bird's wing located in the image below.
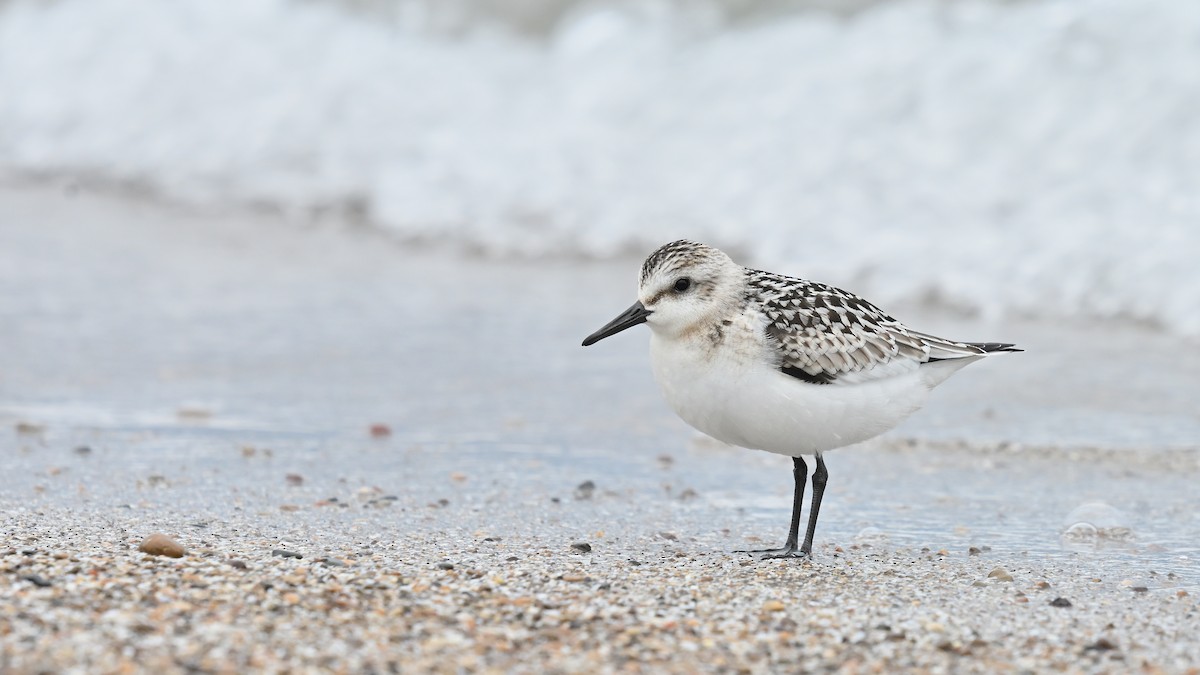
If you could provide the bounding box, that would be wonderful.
[748,270,999,385]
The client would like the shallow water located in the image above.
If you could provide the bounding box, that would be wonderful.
[1,185,1197,586]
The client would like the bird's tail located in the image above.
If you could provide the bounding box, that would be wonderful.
[907,331,1023,361]
[965,342,1023,354]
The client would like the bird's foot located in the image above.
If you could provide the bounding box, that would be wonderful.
[735,546,812,560]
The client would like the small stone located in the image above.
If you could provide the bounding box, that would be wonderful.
[436,562,455,570]
[285,473,304,486]
[763,600,786,612]
[1035,581,1051,590]
[139,533,185,558]
[1177,590,1189,598]
[73,446,92,456]
[319,557,346,567]
[20,574,52,587]
[678,488,699,501]
[450,472,467,482]
[177,407,213,419]
[1131,586,1149,593]
[1085,638,1118,652]
[369,424,392,438]
[279,504,301,512]
[272,549,303,559]
[561,573,587,582]
[228,559,249,569]
[1049,597,1073,608]
[571,542,592,553]
[15,421,45,434]
[574,480,596,500]
[968,547,982,556]
[987,567,1013,582]
[658,532,678,541]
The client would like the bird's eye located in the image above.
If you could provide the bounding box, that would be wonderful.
[673,278,692,293]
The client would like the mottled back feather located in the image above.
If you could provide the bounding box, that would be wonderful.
[746,270,1015,385]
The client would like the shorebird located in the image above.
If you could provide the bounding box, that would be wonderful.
[582,240,1020,558]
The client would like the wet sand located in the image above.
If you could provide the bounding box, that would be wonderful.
[2,182,1198,672]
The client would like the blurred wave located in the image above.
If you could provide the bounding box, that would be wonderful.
[1,0,1197,334]
[321,0,889,37]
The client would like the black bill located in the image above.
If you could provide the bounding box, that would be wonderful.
[581,301,652,346]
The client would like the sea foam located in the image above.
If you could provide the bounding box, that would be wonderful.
[1,0,1197,334]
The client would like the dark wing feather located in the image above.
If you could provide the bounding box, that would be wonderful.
[747,270,996,385]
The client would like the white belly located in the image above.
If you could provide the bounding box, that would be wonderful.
[648,332,940,456]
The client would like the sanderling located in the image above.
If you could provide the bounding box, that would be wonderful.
[582,240,1020,559]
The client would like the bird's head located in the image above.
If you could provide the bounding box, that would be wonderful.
[582,240,744,346]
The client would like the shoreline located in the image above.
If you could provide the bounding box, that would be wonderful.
[2,183,1198,672]
[4,464,1197,673]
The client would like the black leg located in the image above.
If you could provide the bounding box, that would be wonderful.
[799,453,828,556]
[736,456,808,558]
[782,456,806,550]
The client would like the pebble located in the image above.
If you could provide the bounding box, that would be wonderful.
[369,424,392,438]
[571,542,592,553]
[228,559,249,569]
[574,480,596,500]
[561,573,587,582]
[762,600,786,612]
[1049,597,1073,608]
[1085,638,1119,652]
[285,473,304,486]
[20,573,52,587]
[436,562,454,570]
[987,567,1013,582]
[272,549,303,559]
[138,533,185,558]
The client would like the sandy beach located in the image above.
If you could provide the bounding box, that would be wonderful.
[2,183,1198,673]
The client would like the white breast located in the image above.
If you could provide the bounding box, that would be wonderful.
[648,325,944,456]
